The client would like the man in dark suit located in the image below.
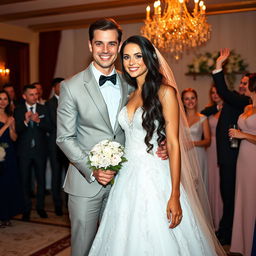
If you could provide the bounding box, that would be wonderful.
[204,49,251,245]
[14,84,51,220]
[46,77,69,216]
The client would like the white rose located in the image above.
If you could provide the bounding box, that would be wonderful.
[110,141,121,148]
[111,155,122,166]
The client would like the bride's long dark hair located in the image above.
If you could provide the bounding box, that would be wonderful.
[120,35,165,152]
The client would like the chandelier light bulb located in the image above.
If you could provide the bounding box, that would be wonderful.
[154,1,160,8]
[141,0,211,60]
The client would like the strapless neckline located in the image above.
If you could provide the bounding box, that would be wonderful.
[124,106,143,124]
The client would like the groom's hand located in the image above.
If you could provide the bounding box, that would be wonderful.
[156,140,168,160]
[93,169,115,185]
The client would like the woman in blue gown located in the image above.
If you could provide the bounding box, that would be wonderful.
[0,90,22,227]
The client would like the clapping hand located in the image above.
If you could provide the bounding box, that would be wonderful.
[216,48,230,70]
[6,116,15,127]
[25,110,33,124]
[31,112,40,123]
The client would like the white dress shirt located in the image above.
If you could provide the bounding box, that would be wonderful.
[25,102,36,113]
[24,103,37,126]
[91,63,121,130]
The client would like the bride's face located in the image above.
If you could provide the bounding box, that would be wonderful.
[122,43,148,81]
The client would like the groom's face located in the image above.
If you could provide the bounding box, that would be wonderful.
[89,29,121,75]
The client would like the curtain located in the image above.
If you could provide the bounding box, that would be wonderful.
[39,31,61,99]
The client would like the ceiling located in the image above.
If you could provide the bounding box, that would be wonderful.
[0,0,255,32]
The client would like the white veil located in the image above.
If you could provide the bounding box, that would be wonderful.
[155,48,226,256]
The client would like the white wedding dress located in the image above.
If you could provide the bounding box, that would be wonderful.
[89,106,217,256]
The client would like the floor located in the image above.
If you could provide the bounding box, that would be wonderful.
[0,193,71,256]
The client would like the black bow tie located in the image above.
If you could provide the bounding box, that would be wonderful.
[99,74,117,86]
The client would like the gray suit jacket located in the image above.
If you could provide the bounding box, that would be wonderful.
[56,63,129,197]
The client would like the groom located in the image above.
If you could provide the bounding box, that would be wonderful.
[56,18,129,256]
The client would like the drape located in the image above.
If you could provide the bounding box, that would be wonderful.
[39,31,61,99]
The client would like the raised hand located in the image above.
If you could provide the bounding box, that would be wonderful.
[216,48,230,70]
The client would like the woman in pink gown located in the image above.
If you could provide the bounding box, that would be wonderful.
[229,73,256,256]
[206,86,223,231]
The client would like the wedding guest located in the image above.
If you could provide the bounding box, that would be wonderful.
[3,83,21,112]
[0,90,22,227]
[46,77,68,216]
[229,73,256,256]
[182,88,210,189]
[201,85,223,231]
[211,48,251,245]
[32,82,46,105]
[14,84,51,221]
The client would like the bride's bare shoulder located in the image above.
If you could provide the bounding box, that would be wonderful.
[158,84,177,101]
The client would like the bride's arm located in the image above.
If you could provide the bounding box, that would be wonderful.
[159,85,182,229]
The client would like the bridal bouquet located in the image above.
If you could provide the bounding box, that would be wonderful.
[88,139,127,175]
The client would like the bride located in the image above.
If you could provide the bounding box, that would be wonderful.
[89,35,225,256]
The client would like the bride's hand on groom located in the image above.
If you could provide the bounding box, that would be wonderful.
[156,140,168,160]
[93,169,116,186]
[166,196,182,229]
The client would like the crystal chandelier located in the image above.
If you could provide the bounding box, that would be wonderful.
[141,0,211,60]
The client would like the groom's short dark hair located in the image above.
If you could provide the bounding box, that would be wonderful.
[89,18,123,43]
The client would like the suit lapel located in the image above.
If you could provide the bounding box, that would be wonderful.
[35,103,41,115]
[83,64,113,132]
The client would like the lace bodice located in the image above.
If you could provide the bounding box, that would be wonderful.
[118,106,159,154]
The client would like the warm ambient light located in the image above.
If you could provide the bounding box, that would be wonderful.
[0,68,10,76]
[141,0,211,60]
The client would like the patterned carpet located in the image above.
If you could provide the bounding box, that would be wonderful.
[0,220,70,256]
[0,195,71,256]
